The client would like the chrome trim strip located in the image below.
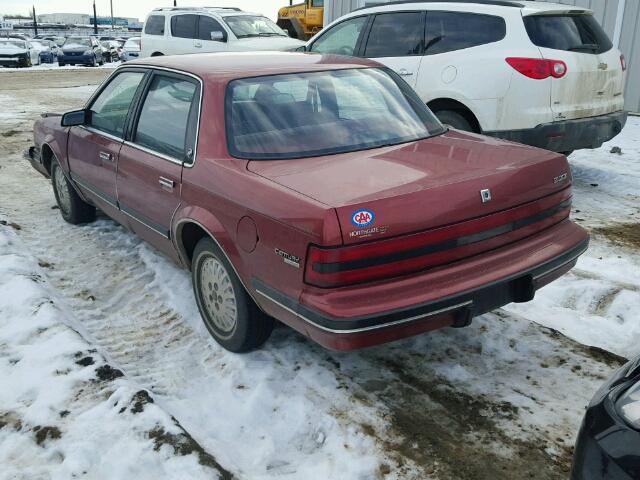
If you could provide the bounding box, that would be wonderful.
[121,207,169,238]
[254,288,473,334]
[79,125,124,143]
[532,243,588,281]
[122,140,184,165]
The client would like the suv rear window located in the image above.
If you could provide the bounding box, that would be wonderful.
[523,14,612,54]
[145,15,165,36]
[425,12,506,55]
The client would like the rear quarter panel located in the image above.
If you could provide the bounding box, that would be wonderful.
[33,115,70,173]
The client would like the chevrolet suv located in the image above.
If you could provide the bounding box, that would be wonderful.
[307,0,627,154]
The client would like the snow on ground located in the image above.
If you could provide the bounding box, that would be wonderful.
[0,220,229,480]
[0,71,638,480]
[0,61,120,72]
[505,116,640,359]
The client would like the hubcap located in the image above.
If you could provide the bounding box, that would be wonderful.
[54,167,71,215]
[199,256,237,334]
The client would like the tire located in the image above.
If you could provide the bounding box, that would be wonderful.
[51,160,96,225]
[192,237,274,352]
[561,151,574,157]
[58,62,65,67]
[435,110,474,132]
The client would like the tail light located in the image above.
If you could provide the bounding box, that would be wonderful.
[621,54,627,71]
[305,194,572,288]
[506,57,567,79]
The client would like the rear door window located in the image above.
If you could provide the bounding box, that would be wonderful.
[171,14,198,39]
[88,71,145,138]
[309,16,367,56]
[134,74,199,161]
[364,12,424,58]
[523,14,612,54]
[144,15,165,36]
[425,12,506,55]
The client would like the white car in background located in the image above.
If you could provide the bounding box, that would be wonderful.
[120,37,141,62]
[140,6,304,57]
[307,0,627,154]
[0,39,41,67]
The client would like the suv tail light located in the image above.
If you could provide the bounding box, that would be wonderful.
[621,54,627,71]
[506,57,567,79]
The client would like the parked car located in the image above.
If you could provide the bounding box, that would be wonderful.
[32,40,58,64]
[307,0,627,154]
[0,39,40,67]
[27,53,588,352]
[58,36,104,67]
[100,40,124,63]
[120,37,141,62]
[140,6,304,57]
[572,354,640,479]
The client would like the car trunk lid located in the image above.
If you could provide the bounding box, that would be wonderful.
[248,130,572,246]
[523,10,625,121]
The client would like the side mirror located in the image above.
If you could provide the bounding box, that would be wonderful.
[210,31,225,42]
[61,109,88,127]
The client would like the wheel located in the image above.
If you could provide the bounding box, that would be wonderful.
[435,110,474,132]
[58,62,65,67]
[192,237,274,352]
[51,160,96,225]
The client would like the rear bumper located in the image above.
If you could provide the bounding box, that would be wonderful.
[485,111,628,152]
[253,219,589,350]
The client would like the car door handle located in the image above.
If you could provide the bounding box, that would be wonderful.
[159,177,174,189]
[99,151,112,162]
[398,69,413,76]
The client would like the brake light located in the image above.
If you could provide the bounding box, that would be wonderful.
[506,57,567,79]
[305,194,573,288]
[621,54,627,71]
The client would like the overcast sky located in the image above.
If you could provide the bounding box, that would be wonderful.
[1,0,287,21]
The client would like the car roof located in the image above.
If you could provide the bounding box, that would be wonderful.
[127,52,381,82]
[352,0,592,14]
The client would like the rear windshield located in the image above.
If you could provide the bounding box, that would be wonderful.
[226,68,445,160]
[523,14,612,54]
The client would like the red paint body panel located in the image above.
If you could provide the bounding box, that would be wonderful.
[28,52,589,351]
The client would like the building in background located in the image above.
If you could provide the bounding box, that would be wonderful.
[323,0,640,112]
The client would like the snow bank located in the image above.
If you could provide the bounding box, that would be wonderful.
[0,220,227,480]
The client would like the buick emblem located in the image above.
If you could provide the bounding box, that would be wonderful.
[480,189,492,203]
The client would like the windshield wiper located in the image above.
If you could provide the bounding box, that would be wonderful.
[568,43,599,52]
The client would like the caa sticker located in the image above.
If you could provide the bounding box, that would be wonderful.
[351,209,375,228]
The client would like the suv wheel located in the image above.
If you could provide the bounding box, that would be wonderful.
[435,110,474,132]
[192,237,274,352]
[51,160,96,224]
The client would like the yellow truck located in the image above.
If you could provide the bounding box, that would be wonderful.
[277,0,324,40]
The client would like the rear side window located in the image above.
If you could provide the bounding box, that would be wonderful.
[309,16,367,56]
[425,12,506,55]
[523,14,612,54]
[145,15,165,36]
[134,75,198,160]
[364,12,424,58]
[171,14,198,39]
[89,72,145,138]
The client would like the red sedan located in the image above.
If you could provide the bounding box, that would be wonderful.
[27,53,589,352]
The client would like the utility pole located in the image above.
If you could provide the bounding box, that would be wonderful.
[174,0,177,6]
[110,0,114,29]
[93,0,98,35]
[32,5,38,36]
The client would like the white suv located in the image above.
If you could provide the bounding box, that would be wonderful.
[306,0,627,153]
[141,7,304,58]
